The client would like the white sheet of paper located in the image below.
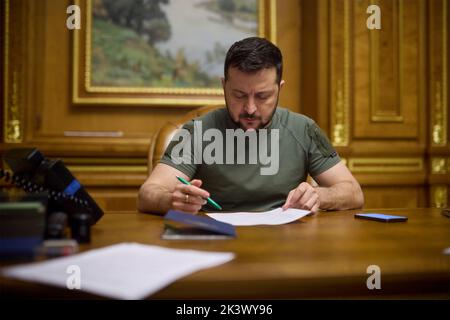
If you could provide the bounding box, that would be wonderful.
[1,243,234,300]
[207,207,310,226]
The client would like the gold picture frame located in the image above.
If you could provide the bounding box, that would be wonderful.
[72,0,277,107]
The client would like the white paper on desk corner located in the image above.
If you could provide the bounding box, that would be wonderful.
[207,207,310,226]
[1,243,234,300]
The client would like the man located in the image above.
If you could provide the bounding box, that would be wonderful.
[138,37,364,214]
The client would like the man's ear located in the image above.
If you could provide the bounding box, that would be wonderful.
[279,79,285,89]
[221,77,225,89]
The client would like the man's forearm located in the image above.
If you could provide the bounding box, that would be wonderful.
[315,181,364,211]
[137,183,173,215]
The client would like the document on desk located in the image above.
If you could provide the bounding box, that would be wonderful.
[1,243,234,300]
[207,207,310,226]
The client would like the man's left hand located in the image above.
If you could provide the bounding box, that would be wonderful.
[282,182,320,213]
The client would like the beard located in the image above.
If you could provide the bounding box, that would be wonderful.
[224,91,280,130]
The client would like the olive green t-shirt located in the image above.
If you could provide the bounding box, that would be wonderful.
[160,107,340,212]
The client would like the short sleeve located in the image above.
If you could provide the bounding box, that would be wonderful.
[306,121,341,177]
[159,121,198,178]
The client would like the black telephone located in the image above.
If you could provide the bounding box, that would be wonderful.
[1,148,103,225]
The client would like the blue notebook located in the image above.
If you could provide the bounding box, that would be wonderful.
[162,210,236,240]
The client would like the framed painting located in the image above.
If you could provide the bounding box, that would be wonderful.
[72,0,277,106]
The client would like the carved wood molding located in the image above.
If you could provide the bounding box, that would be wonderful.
[3,0,23,143]
[330,0,350,147]
[431,185,448,208]
[430,0,448,146]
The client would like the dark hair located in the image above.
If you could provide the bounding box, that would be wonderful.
[224,37,283,84]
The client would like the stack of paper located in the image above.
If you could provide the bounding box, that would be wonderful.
[2,243,234,299]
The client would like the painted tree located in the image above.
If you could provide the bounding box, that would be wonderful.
[101,0,171,45]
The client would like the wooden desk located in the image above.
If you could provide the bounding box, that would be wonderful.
[1,208,450,299]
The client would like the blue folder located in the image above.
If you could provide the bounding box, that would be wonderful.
[162,210,236,239]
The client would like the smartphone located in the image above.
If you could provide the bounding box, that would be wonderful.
[355,213,408,222]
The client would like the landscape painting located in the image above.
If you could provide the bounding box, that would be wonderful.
[90,0,259,90]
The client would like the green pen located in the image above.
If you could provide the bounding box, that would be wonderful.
[176,176,222,210]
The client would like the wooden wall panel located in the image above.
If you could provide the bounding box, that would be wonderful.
[353,0,421,139]
[301,0,445,209]
[2,0,449,210]
[88,187,140,213]
[362,187,427,209]
[277,0,302,113]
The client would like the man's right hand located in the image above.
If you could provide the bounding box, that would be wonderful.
[171,179,209,214]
